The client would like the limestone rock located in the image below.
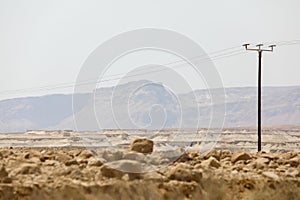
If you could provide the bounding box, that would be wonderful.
[168,163,202,182]
[100,160,143,178]
[65,159,79,166]
[288,156,299,167]
[285,168,299,178]
[203,149,221,161]
[201,157,221,168]
[231,152,251,163]
[79,150,93,159]
[262,171,280,181]
[123,152,146,162]
[88,159,103,167]
[220,150,232,159]
[0,165,11,183]
[143,171,167,181]
[130,138,154,154]
[55,153,72,163]
[16,164,41,175]
[254,157,270,169]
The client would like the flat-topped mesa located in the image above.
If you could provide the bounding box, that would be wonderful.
[130,138,154,154]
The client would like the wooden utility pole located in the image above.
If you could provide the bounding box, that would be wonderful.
[243,43,276,152]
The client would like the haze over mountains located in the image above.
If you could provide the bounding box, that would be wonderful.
[0,80,299,133]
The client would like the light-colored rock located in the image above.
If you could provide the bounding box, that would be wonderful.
[254,157,270,169]
[44,160,60,166]
[203,149,221,161]
[285,168,299,178]
[220,150,232,159]
[201,157,221,168]
[288,156,299,167]
[55,153,72,163]
[65,159,79,166]
[130,138,154,154]
[168,163,202,182]
[231,152,251,163]
[16,164,41,175]
[123,152,146,162]
[262,171,280,181]
[0,165,8,178]
[100,160,143,178]
[143,171,167,181]
[79,150,93,159]
[88,159,103,167]
[0,165,11,183]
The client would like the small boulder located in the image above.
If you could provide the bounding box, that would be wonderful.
[0,165,8,178]
[254,157,270,169]
[0,165,11,183]
[79,150,93,159]
[88,159,103,167]
[231,152,251,163]
[201,157,221,168]
[285,168,299,178]
[16,164,41,175]
[168,163,202,182]
[100,160,143,178]
[288,156,299,167]
[130,138,154,154]
[262,171,279,181]
[55,153,72,163]
[203,149,221,161]
[65,160,78,166]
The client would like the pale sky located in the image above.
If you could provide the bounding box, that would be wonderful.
[0,0,299,100]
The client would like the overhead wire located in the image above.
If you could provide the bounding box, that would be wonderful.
[1,39,299,96]
[0,46,245,95]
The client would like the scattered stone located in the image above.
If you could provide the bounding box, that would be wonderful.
[70,170,84,180]
[55,153,72,163]
[231,152,251,163]
[79,150,93,159]
[100,165,124,178]
[100,160,143,178]
[88,159,103,167]
[261,153,279,160]
[44,160,59,166]
[123,152,146,162]
[203,149,221,161]
[262,171,280,181]
[201,157,221,168]
[130,138,154,154]
[254,157,269,169]
[76,158,88,165]
[0,165,8,178]
[288,156,299,167]
[65,160,78,166]
[168,163,202,182]
[174,153,193,163]
[220,150,232,159]
[143,171,167,181]
[0,165,11,183]
[285,168,299,178]
[16,164,41,175]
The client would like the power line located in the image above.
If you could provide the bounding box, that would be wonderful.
[1,39,299,96]
[0,46,245,95]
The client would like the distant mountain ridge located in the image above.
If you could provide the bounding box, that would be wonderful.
[0,81,299,133]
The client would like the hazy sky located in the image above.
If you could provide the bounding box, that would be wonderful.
[0,0,299,100]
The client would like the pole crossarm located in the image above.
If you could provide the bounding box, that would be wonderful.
[243,43,276,52]
[242,43,276,152]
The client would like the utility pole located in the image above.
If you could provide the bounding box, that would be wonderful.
[243,43,276,152]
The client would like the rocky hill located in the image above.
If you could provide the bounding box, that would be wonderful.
[0,81,299,132]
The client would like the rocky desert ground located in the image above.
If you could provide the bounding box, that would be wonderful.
[0,129,299,200]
